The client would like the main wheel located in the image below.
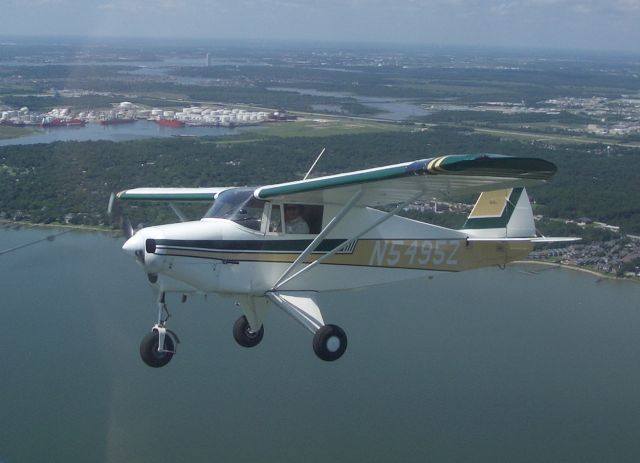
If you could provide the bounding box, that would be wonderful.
[140,330,175,368]
[313,324,347,361]
[233,315,264,348]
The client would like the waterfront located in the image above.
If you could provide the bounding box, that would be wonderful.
[0,120,243,146]
[2,226,640,462]
[267,86,433,121]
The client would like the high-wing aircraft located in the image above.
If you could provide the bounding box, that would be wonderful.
[114,153,576,367]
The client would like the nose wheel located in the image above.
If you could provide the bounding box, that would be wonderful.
[140,329,175,368]
[139,292,179,368]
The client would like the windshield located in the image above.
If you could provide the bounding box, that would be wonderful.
[204,188,265,231]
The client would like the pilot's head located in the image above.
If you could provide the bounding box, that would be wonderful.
[285,204,301,220]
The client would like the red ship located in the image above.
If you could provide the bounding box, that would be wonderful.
[156,118,185,128]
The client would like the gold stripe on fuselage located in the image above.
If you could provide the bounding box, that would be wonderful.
[159,239,533,272]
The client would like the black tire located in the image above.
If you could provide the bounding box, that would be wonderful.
[313,324,347,361]
[140,330,175,368]
[233,315,264,348]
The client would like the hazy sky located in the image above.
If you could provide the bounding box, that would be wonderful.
[4,0,640,52]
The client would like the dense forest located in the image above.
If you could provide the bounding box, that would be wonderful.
[1,126,640,234]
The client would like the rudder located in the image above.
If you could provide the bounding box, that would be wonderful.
[462,187,535,238]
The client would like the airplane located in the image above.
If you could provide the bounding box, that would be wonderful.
[113,153,576,367]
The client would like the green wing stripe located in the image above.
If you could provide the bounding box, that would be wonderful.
[256,164,408,199]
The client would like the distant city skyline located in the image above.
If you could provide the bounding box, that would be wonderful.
[4,0,640,53]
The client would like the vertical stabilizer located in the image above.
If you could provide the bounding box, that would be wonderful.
[461,187,535,238]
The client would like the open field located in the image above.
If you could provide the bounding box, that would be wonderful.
[241,117,409,138]
[471,127,640,147]
[0,126,37,140]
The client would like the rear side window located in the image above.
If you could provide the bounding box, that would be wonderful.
[283,204,323,234]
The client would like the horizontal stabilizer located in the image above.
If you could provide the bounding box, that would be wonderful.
[467,237,581,243]
[531,237,582,243]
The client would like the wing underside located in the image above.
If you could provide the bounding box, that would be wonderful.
[255,154,556,206]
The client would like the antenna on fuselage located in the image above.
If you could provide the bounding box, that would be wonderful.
[303,147,326,180]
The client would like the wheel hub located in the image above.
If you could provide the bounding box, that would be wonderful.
[326,336,341,352]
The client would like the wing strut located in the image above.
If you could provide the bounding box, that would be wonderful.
[273,189,364,289]
[169,203,188,222]
[272,192,422,290]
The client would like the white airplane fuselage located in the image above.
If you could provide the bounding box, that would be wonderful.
[123,206,532,296]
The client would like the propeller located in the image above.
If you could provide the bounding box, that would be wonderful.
[108,192,134,239]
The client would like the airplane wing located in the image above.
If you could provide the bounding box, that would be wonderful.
[116,187,229,202]
[254,154,556,206]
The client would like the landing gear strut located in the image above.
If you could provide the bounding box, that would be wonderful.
[139,292,179,368]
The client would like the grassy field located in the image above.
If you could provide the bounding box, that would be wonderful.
[471,126,640,147]
[241,117,409,138]
[0,126,37,140]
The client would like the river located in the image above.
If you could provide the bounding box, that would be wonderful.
[1,226,640,462]
[266,86,432,121]
[0,120,245,147]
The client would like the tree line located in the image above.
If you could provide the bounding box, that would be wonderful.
[1,126,639,234]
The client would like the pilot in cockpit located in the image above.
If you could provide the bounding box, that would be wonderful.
[284,204,310,234]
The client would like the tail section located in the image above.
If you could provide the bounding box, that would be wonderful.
[462,187,535,238]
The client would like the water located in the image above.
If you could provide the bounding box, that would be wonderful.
[1,226,640,462]
[267,86,432,121]
[0,120,244,146]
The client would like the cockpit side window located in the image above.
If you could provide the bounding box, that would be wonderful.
[269,204,283,233]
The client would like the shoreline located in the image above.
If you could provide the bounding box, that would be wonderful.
[0,219,117,235]
[513,260,638,283]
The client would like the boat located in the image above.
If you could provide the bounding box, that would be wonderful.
[155,118,185,128]
[66,118,86,127]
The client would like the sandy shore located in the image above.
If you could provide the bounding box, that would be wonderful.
[0,219,116,235]
[513,260,635,282]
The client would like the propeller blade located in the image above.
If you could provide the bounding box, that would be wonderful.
[108,191,135,239]
[121,215,134,239]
